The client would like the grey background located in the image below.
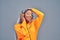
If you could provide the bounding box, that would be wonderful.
[0,0,60,40]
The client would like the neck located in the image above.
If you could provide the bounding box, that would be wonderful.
[26,20,32,24]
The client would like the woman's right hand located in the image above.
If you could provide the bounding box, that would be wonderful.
[20,13,25,21]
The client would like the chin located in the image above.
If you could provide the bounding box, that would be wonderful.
[26,19,30,21]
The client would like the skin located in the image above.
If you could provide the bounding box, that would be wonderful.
[20,9,32,23]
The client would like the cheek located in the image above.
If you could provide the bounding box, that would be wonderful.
[25,14,32,19]
[25,16,32,19]
[28,16,32,19]
[30,16,32,19]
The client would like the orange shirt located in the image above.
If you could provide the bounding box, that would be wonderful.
[14,8,44,40]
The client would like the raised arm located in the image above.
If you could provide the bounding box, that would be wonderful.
[31,8,44,30]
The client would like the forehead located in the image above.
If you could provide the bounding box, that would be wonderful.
[25,11,32,15]
[26,10,32,13]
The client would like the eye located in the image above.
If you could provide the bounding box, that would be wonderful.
[26,13,32,16]
[27,13,29,15]
[26,13,29,15]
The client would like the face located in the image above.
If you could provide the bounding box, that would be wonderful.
[24,10,32,21]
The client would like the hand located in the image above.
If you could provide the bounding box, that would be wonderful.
[20,13,25,21]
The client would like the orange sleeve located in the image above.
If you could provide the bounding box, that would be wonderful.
[14,24,21,33]
[31,8,44,30]
[14,24,25,39]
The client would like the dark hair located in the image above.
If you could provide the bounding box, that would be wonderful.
[24,9,33,19]
[19,9,33,23]
[24,9,32,14]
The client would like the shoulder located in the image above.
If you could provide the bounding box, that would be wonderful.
[14,23,20,29]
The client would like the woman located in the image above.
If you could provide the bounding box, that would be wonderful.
[14,8,44,40]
